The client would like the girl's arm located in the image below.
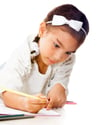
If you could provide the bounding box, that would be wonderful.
[2,91,47,113]
[46,55,75,109]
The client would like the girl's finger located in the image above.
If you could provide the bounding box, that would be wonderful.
[46,100,53,110]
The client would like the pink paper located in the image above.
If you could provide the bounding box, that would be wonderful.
[66,101,77,105]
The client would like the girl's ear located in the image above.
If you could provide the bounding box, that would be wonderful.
[39,22,47,37]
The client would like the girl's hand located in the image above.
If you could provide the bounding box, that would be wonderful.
[2,91,48,113]
[46,84,67,110]
[23,94,48,113]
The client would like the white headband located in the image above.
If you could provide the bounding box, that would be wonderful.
[47,15,86,35]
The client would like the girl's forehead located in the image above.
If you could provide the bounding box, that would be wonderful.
[48,26,76,41]
[47,26,73,40]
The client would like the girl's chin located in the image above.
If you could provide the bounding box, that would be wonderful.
[43,59,54,66]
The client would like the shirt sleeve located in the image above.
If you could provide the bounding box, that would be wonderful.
[46,54,76,95]
[0,40,31,95]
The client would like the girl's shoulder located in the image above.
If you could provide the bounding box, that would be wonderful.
[62,54,75,65]
[2,35,36,75]
[53,54,76,68]
[51,54,76,74]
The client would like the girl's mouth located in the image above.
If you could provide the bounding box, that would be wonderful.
[48,58,56,64]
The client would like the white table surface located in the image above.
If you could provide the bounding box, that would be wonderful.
[1,102,101,125]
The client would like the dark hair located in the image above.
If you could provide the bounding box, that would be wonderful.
[34,4,89,45]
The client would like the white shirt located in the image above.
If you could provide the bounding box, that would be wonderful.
[0,35,75,96]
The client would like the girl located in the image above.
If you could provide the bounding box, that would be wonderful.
[0,4,89,113]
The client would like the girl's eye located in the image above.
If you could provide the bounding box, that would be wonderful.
[65,52,71,55]
[65,51,75,55]
[54,43,60,48]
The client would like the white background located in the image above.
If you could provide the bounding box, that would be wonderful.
[0,0,101,123]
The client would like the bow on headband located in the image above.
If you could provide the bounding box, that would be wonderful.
[47,15,86,34]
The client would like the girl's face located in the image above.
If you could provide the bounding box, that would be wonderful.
[38,23,79,66]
